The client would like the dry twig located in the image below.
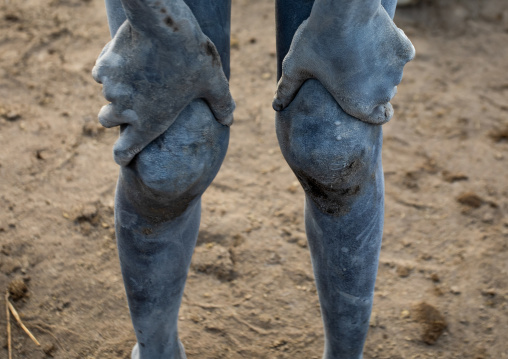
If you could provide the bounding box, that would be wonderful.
[7,299,41,346]
[5,291,12,359]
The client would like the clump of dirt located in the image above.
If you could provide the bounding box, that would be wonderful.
[442,171,468,183]
[191,244,235,281]
[82,120,105,137]
[43,343,57,357]
[457,192,484,208]
[412,302,447,344]
[489,126,508,143]
[0,106,22,122]
[8,277,29,301]
[71,203,100,224]
[396,264,412,278]
[402,171,420,189]
[69,202,103,235]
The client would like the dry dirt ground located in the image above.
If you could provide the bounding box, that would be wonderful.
[1,0,507,358]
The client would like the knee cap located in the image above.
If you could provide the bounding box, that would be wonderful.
[276,80,382,216]
[123,99,228,207]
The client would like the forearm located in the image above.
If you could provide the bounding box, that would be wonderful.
[308,0,381,30]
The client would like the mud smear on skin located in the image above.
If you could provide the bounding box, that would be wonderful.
[203,39,222,67]
[291,159,367,217]
[164,15,179,32]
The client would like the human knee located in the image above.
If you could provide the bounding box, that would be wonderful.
[276,80,382,216]
[121,99,229,209]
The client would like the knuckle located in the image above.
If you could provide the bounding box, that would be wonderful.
[396,29,415,62]
[91,66,102,84]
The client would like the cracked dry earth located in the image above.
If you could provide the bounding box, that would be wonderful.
[0,0,507,358]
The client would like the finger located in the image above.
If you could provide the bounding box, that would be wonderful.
[102,81,133,103]
[381,9,415,65]
[92,42,112,80]
[272,72,306,112]
[120,0,160,36]
[335,90,395,125]
[98,105,138,128]
[97,40,112,60]
[204,80,236,126]
[364,102,394,125]
[395,27,415,64]
[92,65,103,84]
[112,123,160,167]
[92,42,125,85]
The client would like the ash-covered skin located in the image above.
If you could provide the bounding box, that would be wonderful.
[92,0,235,166]
[276,79,385,359]
[273,0,406,357]
[94,1,233,358]
[273,0,415,125]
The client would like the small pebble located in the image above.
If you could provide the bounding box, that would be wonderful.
[5,111,21,121]
[450,286,461,295]
[297,238,308,248]
[412,302,447,344]
[8,277,28,301]
[457,192,484,208]
[369,312,378,327]
[43,343,56,357]
[396,265,411,278]
[230,36,240,49]
[401,310,411,319]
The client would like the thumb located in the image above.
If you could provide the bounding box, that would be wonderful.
[272,72,306,112]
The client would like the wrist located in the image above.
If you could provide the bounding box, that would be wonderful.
[307,0,380,30]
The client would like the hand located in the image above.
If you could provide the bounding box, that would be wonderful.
[92,0,235,166]
[272,3,414,125]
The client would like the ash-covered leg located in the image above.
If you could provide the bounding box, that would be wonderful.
[275,0,407,357]
[99,0,232,358]
[276,79,384,359]
[115,99,229,358]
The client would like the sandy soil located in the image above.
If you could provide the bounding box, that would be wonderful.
[0,0,507,358]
